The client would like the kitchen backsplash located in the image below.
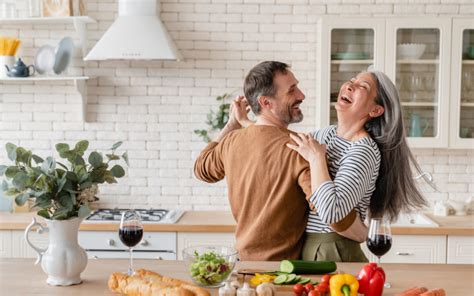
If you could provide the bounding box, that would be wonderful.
[0,1,472,211]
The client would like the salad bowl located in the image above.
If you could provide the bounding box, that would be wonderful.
[183,245,238,287]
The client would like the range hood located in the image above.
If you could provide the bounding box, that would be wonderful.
[84,0,182,61]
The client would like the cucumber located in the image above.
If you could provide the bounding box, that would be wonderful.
[293,275,302,284]
[285,274,297,284]
[297,277,311,285]
[280,260,337,274]
[273,274,288,285]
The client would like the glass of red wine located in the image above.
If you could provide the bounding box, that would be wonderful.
[119,210,144,276]
[367,217,392,288]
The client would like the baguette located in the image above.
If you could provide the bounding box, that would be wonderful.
[108,269,210,296]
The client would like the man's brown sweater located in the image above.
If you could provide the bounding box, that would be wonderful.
[194,125,312,261]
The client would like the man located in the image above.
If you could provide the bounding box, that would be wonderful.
[194,61,355,260]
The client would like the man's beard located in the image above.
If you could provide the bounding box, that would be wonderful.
[276,106,304,125]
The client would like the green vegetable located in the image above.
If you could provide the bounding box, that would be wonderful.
[280,260,337,275]
[285,274,297,284]
[273,274,288,285]
[188,251,232,286]
[297,278,311,284]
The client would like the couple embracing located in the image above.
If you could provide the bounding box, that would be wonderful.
[194,61,426,262]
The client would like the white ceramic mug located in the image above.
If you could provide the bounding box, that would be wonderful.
[0,55,15,78]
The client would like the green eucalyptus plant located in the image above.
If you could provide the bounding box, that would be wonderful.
[194,93,232,143]
[0,140,128,220]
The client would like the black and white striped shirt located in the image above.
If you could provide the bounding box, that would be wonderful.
[306,125,381,233]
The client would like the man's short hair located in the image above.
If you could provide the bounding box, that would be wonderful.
[243,61,290,115]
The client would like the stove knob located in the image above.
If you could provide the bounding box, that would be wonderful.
[140,239,149,246]
[108,239,115,246]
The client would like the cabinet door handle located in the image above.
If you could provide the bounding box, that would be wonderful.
[396,252,413,256]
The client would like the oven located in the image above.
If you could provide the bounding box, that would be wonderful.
[79,209,183,260]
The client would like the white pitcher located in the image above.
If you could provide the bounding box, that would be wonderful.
[25,217,88,286]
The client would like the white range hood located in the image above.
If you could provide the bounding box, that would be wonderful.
[84,0,182,61]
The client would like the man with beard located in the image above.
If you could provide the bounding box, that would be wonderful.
[194,61,356,260]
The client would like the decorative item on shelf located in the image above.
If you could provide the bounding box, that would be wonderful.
[5,58,35,77]
[0,140,128,286]
[53,36,74,74]
[397,43,426,60]
[194,92,235,143]
[42,0,72,17]
[408,113,429,138]
[0,37,21,78]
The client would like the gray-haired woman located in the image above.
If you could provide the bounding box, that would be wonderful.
[286,70,427,261]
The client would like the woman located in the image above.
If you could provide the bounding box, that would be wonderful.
[286,70,427,262]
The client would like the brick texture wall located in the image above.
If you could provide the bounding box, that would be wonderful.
[0,0,473,211]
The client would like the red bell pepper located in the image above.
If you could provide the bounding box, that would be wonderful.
[357,263,385,296]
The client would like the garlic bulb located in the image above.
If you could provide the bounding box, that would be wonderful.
[237,283,256,296]
[256,283,274,296]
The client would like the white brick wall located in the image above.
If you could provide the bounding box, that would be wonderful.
[0,0,473,211]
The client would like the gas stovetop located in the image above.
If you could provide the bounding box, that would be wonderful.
[84,208,184,224]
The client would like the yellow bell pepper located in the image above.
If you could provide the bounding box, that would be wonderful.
[249,273,276,286]
[329,274,359,296]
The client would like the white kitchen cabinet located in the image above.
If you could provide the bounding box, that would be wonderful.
[447,235,474,264]
[361,235,447,264]
[318,17,467,148]
[177,232,236,260]
[11,229,48,258]
[0,230,12,258]
[450,19,474,149]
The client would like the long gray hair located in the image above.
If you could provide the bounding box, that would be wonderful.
[365,70,428,221]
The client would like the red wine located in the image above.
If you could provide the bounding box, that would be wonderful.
[119,226,143,247]
[367,234,392,257]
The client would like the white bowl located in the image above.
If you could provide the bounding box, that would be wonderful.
[397,43,426,60]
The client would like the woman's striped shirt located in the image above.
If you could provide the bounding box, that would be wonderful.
[306,125,381,233]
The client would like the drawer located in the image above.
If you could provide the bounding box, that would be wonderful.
[362,235,447,264]
[447,236,474,264]
[78,231,176,252]
[86,250,176,260]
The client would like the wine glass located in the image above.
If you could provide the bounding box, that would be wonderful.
[367,217,392,288]
[119,210,144,276]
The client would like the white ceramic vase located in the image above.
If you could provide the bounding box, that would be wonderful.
[25,217,88,286]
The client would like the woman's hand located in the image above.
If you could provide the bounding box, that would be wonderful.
[231,96,254,128]
[286,133,327,162]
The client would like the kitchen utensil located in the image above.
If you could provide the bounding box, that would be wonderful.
[5,58,35,77]
[53,36,74,75]
[35,45,55,75]
[0,55,14,78]
[397,43,426,59]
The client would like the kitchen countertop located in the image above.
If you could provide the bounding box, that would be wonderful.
[0,258,471,295]
[0,211,473,235]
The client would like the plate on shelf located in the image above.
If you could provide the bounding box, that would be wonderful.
[53,36,74,75]
[34,45,56,75]
[331,52,369,60]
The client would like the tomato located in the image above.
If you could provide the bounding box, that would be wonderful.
[320,274,331,285]
[308,290,321,296]
[314,283,328,294]
[293,283,305,296]
[303,283,314,293]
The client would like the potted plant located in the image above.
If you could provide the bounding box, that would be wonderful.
[0,140,127,286]
[194,93,232,143]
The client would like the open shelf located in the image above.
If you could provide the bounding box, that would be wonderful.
[0,16,96,55]
[0,76,90,121]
